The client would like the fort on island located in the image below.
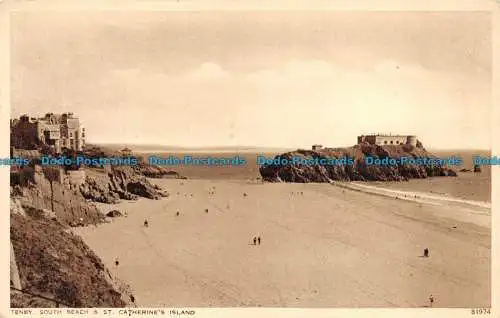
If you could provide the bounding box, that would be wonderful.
[311,134,417,150]
[357,133,417,147]
[10,112,86,154]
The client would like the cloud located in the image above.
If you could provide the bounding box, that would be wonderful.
[24,58,489,148]
[187,62,229,81]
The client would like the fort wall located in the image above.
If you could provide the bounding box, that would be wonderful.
[358,134,418,147]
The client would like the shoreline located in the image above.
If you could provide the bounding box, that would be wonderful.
[341,182,490,209]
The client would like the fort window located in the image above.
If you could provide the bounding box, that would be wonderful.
[390,141,393,144]
[384,141,388,145]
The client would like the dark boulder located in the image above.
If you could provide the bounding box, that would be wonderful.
[106,210,123,218]
[126,181,160,200]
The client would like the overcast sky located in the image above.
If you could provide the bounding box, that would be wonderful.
[11,11,491,149]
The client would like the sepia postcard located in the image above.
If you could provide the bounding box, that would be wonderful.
[1,0,498,317]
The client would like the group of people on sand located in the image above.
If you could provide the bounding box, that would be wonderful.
[252,236,262,245]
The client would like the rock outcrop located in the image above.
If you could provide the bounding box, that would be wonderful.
[106,210,123,218]
[80,166,168,203]
[260,142,457,183]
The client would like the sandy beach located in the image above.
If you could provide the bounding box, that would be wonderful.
[10,8,492,310]
[73,179,490,308]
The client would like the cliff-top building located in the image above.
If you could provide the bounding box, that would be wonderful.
[11,112,85,153]
[357,134,417,147]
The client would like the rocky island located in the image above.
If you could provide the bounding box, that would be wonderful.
[260,136,457,183]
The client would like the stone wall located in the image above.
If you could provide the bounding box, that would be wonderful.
[374,136,407,145]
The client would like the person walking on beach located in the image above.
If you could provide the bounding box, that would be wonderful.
[115,258,119,267]
[257,236,261,245]
[144,219,149,227]
[424,248,429,257]
[253,237,257,245]
[429,294,434,307]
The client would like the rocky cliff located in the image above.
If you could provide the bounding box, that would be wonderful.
[11,169,103,227]
[260,142,457,183]
[11,163,169,224]
[10,199,133,308]
[80,166,169,204]
[8,145,169,308]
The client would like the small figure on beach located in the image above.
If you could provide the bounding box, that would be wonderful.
[429,294,434,307]
[243,193,248,197]
[115,258,119,267]
[253,237,257,245]
[205,208,209,213]
[130,295,135,303]
[176,211,180,216]
[144,219,149,227]
[423,248,429,257]
[257,236,261,245]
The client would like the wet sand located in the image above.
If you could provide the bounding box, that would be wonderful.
[368,172,491,203]
[73,179,490,308]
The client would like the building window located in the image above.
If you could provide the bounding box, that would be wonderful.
[390,141,393,144]
[384,141,388,145]
[396,140,400,144]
